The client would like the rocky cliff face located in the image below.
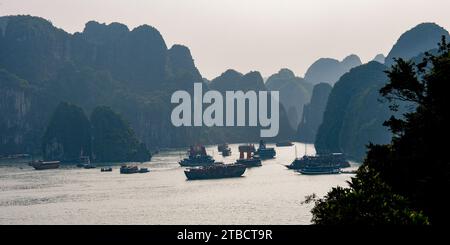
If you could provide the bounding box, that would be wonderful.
[42,102,92,162]
[0,69,53,155]
[0,15,296,156]
[297,83,332,143]
[207,69,295,142]
[314,22,450,161]
[265,69,313,129]
[314,62,393,160]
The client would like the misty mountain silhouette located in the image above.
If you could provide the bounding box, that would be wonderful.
[304,54,362,85]
[385,22,450,66]
[265,68,313,129]
[315,22,449,160]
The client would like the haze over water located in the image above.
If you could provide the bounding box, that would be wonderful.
[0,143,357,225]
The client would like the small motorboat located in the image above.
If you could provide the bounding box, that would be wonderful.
[138,168,150,173]
[29,160,60,170]
[101,167,113,172]
[120,165,150,174]
[120,165,139,174]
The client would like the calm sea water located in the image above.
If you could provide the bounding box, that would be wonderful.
[0,143,358,225]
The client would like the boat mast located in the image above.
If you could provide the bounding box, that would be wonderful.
[295,145,298,159]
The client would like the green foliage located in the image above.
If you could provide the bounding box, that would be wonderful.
[1,15,299,155]
[91,106,151,162]
[0,68,29,89]
[311,37,450,225]
[310,164,429,225]
[315,62,392,160]
[42,102,91,162]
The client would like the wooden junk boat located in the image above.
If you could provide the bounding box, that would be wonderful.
[235,144,262,167]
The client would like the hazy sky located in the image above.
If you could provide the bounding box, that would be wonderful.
[1,0,450,79]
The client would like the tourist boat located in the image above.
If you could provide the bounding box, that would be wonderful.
[101,167,113,172]
[184,163,246,180]
[255,140,276,159]
[179,145,215,167]
[217,143,229,152]
[221,147,232,157]
[297,166,341,175]
[29,160,60,170]
[235,144,262,167]
[276,142,294,147]
[287,152,350,170]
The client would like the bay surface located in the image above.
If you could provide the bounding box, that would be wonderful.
[0,143,357,224]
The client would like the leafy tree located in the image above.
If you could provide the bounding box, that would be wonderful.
[42,102,91,162]
[310,37,450,225]
[90,106,151,162]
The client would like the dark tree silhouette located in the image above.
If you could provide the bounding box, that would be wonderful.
[309,37,450,225]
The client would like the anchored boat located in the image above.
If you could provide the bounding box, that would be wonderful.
[255,140,276,159]
[287,153,350,170]
[184,163,246,180]
[120,165,150,174]
[235,144,262,167]
[120,165,139,174]
[76,156,92,168]
[29,160,60,170]
[179,145,215,167]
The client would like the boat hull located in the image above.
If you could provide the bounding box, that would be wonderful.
[184,164,246,180]
[179,158,215,167]
[236,158,262,167]
[298,169,341,175]
[287,153,350,170]
[30,161,60,170]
